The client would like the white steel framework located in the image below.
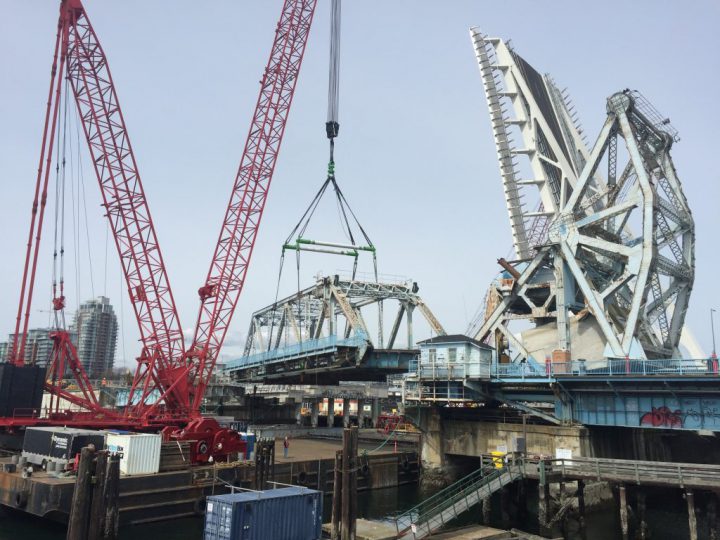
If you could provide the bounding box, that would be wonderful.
[469,31,695,362]
[242,275,446,358]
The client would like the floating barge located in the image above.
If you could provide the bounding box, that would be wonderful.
[0,449,419,525]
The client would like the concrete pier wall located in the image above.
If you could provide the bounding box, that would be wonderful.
[442,420,589,459]
[414,406,589,470]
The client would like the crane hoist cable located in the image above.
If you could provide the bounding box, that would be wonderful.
[268,0,380,352]
[281,0,376,269]
[325,0,341,146]
[52,78,70,330]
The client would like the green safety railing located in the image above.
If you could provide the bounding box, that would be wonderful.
[393,456,523,537]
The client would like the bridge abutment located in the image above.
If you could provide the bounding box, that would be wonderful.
[414,406,590,467]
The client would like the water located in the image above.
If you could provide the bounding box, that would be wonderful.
[0,483,701,539]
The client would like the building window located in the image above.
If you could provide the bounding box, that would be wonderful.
[448,348,457,363]
[429,348,436,363]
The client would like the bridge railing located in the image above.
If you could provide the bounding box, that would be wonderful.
[492,361,548,380]
[524,456,720,488]
[407,358,491,380]
[224,333,369,371]
[490,357,718,381]
[403,380,469,402]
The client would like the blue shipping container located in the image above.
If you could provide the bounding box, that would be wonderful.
[204,487,322,540]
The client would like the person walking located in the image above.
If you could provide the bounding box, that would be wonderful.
[283,436,289,459]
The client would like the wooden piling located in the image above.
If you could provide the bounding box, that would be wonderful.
[339,427,358,540]
[341,428,351,540]
[481,496,491,525]
[87,450,108,540]
[637,489,648,540]
[350,426,358,540]
[67,446,95,540]
[709,494,718,540]
[618,484,628,540]
[687,490,698,540]
[500,486,510,529]
[515,479,528,523]
[331,451,342,540]
[103,455,120,540]
[538,481,550,536]
[537,460,550,536]
[254,438,273,490]
[577,480,587,540]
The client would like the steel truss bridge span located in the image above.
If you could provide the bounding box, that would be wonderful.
[225,275,446,383]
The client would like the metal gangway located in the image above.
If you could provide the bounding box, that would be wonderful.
[392,457,523,539]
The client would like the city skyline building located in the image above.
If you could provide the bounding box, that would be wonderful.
[0,328,57,367]
[72,296,118,378]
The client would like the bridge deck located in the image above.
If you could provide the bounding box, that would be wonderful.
[225,335,416,384]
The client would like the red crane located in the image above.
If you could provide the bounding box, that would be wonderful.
[149,0,318,418]
[3,0,318,462]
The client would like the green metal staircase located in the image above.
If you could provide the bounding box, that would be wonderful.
[393,459,524,539]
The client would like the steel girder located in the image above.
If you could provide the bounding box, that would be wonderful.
[473,85,694,361]
[470,31,597,260]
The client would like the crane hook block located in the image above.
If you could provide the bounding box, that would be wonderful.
[326,121,339,139]
[52,296,65,311]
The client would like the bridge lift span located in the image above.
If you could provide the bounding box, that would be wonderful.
[225,275,446,384]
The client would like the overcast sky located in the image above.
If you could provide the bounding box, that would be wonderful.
[1,1,718,366]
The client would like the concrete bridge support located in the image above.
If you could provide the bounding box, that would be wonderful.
[371,398,380,428]
[418,407,445,470]
[358,400,368,427]
[294,402,303,426]
[311,400,320,428]
[327,398,335,428]
[342,399,351,427]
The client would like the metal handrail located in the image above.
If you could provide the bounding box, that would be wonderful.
[491,357,718,381]
[395,457,520,534]
[393,455,720,538]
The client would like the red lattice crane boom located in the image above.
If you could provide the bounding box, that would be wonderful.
[185,0,317,413]
[11,0,185,419]
[64,0,189,416]
[6,0,319,436]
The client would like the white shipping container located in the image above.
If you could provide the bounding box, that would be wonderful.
[105,433,161,475]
